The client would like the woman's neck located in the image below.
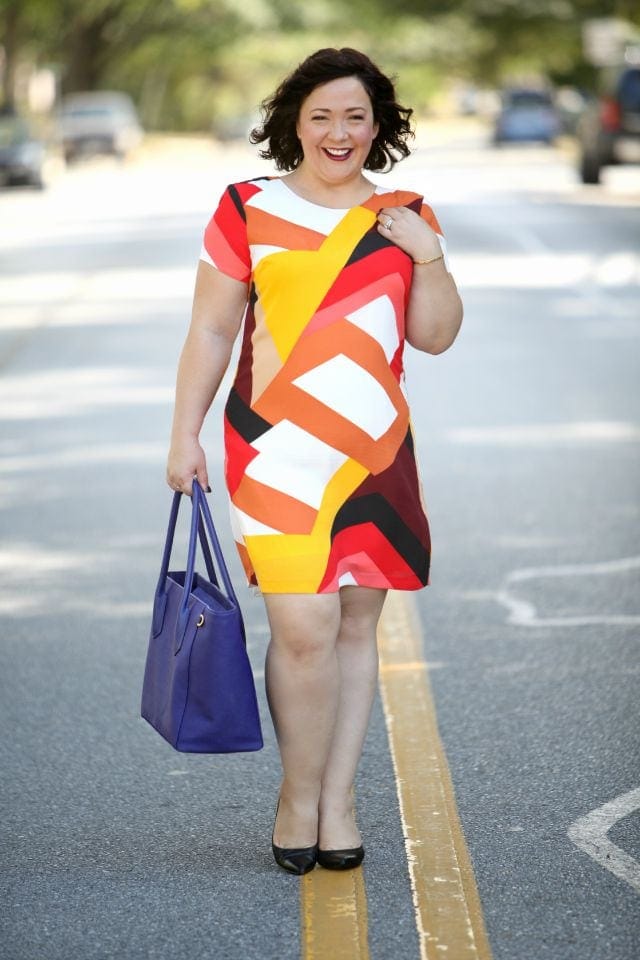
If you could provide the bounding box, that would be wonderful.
[282,169,375,209]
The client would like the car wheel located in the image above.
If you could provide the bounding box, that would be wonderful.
[579,149,601,184]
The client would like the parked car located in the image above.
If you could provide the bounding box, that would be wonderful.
[0,111,47,188]
[577,64,640,183]
[58,91,143,162]
[493,88,561,145]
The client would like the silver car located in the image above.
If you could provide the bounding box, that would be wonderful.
[59,91,143,162]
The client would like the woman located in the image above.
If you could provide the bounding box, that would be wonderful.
[166,48,463,875]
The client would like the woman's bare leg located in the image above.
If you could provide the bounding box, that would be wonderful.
[264,592,342,848]
[318,586,387,849]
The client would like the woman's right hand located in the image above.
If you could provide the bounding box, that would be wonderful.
[166,434,210,497]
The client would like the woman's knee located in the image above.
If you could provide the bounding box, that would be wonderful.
[271,633,332,666]
[265,593,340,665]
[338,586,386,640]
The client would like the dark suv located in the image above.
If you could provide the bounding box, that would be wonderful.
[577,64,640,183]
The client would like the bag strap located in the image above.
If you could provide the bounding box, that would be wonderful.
[151,491,181,636]
[174,481,240,648]
[193,481,239,605]
[197,514,218,586]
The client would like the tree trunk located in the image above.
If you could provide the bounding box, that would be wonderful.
[62,3,126,93]
[1,0,21,109]
[63,19,107,92]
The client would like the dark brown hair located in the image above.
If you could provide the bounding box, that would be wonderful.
[250,48,413,172]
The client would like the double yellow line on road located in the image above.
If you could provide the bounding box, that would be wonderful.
[300,591,492,960]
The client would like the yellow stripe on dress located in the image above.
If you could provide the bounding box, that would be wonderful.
[253,206,376,362]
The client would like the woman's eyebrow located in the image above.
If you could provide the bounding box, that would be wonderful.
[309,105,367,113]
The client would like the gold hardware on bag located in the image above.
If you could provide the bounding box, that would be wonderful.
[196,614,205,627]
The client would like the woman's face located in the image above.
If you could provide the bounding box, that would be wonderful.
[295,75,379,184]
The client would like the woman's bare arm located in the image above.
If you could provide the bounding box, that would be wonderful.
[405,257,463,354]
[167,261,248,494]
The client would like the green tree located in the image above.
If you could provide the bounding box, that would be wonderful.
[2,0,639,128]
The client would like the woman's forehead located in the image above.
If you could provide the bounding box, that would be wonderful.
[302,76,371,110]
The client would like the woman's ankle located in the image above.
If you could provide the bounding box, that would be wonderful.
[318,793,356,819]
[318,806,361,849]
[279,780,321,812]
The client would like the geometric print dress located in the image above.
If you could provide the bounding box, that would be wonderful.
[200,176,448,593]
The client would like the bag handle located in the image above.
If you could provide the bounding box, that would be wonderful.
[151,483,230,639]
[174,481,240,649]
[192,481,239,604]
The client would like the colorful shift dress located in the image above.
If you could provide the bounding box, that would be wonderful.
[200,176,448,593]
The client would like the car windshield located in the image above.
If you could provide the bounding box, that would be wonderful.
[0,117,30,146]
[507,92,552,108]
[63,107,124,118]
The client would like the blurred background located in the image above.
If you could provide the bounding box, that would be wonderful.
[0,0,640,183]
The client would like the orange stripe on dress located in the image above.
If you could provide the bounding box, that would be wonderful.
[363,190,422,213]
[232,475,318,534]
[235,541,257,584]
[246,207,326,251]
[420,203,443,235]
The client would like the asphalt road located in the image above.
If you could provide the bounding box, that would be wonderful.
[0,126,638,959]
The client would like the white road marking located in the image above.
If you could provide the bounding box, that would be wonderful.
[495,556,640,627]
[448,252,640,289]
[447,421,640,445]
[568,788,640,893]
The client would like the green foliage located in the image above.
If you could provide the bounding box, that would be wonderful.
[2,0,639,127]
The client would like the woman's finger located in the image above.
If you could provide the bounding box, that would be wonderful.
[196,469,211,494]
[377,210,395,232]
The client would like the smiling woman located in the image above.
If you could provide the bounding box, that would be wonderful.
[250,47,413,177]
[165,46,463,877]
[291,76,380,200]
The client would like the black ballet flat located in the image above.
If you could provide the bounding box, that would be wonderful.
[272,800,318,875]
[317,846,365,870]
[272,841,318,876]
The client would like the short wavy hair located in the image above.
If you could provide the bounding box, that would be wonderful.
[250,48,414,172]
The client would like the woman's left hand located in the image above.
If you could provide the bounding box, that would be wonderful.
[376,207,441,262]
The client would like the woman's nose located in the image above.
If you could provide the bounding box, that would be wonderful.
[327,121,348,141]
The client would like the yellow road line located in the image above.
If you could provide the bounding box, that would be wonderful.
[300,589,491,960]
[377,590,493,960]
[301,863,369,959]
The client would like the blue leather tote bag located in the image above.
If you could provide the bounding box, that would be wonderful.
[141,481,263,753]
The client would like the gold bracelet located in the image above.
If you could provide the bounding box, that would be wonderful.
[413,253,444,266]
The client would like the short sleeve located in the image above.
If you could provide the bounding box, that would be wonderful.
[420,202,451,273]
[200,184,251,282]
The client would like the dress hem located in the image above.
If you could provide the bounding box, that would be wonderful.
[252,579,429,595]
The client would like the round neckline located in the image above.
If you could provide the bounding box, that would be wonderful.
[278,176,378,211]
